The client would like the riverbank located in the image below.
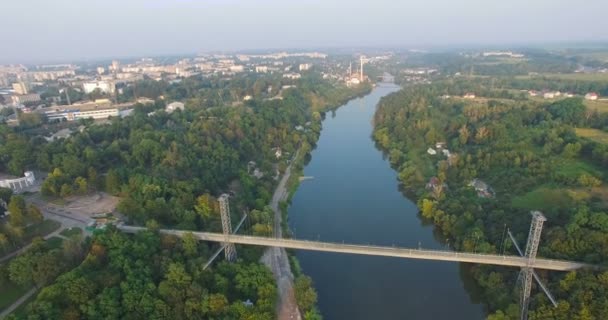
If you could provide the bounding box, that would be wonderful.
[263,84,373,320]
[261,150,300,320]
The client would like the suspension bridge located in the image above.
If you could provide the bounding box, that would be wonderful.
[116,196,597,320]
[118,224,590,271]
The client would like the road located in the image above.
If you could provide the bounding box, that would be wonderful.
[261,153,302,320]
[118,226,594,272]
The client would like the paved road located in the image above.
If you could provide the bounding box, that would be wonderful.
[118,225,593,272]
[0,287,36,319]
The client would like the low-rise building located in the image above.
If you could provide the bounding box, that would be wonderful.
[283,73,301,79]
[468,179,494,198]
[299,63,312,71]
[463,93,476,99]
[585,92,599,100]
[165,102,185,113]
[83,81,115,94]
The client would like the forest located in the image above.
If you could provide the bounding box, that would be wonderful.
[0,73,370,319]
[373,81,608,319]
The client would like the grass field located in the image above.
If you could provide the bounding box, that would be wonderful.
[46,236,64,249]
[59,227,82,239]
[584,100,608,113]
[512,187,575,211]
[555,159,602,180]
[0,281,30,312]
[0,219,61,256]
[8,293,36,317]
[517,73,608,81]
[575,128,608,144]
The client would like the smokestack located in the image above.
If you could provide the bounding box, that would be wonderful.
[360,56,364,82]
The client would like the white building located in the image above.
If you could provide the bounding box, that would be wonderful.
[255,66,269,73]
[165,102,185,113]
[585,92,599,100]
[299,63,312,71]
[45,108,119,122]
[83,81,115,94]
[0,171,36,192]
[229,65,244,73]
[427,148,437,155]
[283,73,301,79]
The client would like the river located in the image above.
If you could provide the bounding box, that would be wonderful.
[288,84,484,319]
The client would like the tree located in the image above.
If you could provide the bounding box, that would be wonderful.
[8,195,26,227]
[0,233,8,250]
[27,204,43,223]
[74,176,88,194]
[294,275,318,313]
[194,194,217,219]
[105,169,121,195]
[60,183,73,198]
[182,232,198,257]
[578,174,601,188]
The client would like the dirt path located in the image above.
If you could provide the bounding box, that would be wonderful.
[261,154,302,320]
[0,226,64,264]
[0,287,36,319]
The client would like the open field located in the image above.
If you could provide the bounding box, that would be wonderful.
[575,128,608,144]
[584,99,608,113]
[555,159,602,180]
[516,73,608,81]
[512,187,574,211]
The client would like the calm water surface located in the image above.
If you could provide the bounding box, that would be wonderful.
[288,85,484,319]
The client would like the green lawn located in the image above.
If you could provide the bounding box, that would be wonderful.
[9,292,36,317]
[512,187,575,211]
[59,227,82,239]
[0,281,31,312]
[576,128,608,144]
[517,73,608,81]
[555,159,601,180]
[46,237,64,249]
[0,219,61,256]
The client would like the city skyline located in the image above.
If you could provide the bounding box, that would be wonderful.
[2,0,608,64]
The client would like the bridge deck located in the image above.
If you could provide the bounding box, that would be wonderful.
[118,225,592,271]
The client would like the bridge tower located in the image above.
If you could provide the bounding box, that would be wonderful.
[218,194,237,262]
[519,211,547,320]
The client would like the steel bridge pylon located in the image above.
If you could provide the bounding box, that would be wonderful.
[519,211,547,320]
[218,194,237,262]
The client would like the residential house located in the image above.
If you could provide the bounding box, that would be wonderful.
[585,92,599,101]
[468,179,494,198]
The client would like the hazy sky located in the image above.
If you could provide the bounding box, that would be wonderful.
[2,0,608,63]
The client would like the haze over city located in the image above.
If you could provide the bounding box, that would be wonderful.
[3,1,608,320]
[2,0,608,63]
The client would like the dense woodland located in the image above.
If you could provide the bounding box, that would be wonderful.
[374,81,608,319]
[0,73,370,319]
